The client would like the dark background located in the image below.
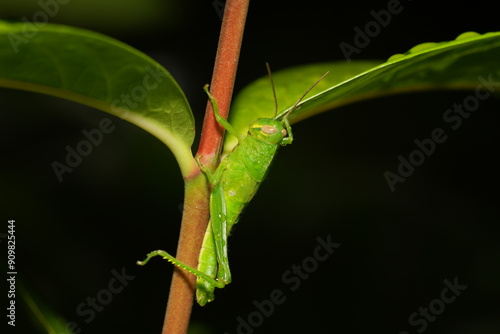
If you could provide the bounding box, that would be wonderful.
[1,0,499,333]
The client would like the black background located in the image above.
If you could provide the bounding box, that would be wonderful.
[1,0,499,333]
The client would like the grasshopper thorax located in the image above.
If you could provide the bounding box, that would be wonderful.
[248,118,287,145]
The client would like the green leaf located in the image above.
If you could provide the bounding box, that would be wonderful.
[20,281,75,334]
[226,31,500,155]
[0,21,195,176]
[225,61,380,154]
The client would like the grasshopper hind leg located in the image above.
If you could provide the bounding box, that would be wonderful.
[210,183,232,284]
[196,221,218,305]
[197,183,232,305]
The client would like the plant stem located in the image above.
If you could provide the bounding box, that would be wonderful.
[197,0,250,166]
[162,1,249,333]
[162,174,209,334]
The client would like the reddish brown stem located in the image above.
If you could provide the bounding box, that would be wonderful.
[162,174,209,334]
[197,0,250,166]
[161,1,250,333]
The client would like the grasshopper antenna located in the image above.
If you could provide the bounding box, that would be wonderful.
[281,70,330,121]
[266,62,279,118]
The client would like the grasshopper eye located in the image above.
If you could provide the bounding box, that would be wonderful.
[281,129,287,136]
[261,125,278,134]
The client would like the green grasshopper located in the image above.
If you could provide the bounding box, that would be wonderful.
[138,65,328,305]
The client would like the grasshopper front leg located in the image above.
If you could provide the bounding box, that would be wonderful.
[280,117,293,146]
[203,84,244,142]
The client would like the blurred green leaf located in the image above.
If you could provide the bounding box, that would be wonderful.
[0,0,181,33]
[226,31,500,154]
[225,61,380,154]
[20,282,74,334]
[0,21,195,176]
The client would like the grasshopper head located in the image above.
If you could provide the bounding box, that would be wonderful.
[248,118,287,145]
